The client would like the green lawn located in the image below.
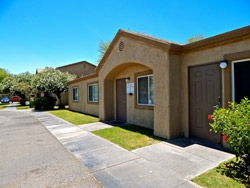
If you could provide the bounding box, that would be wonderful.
[93,125,164,150]
[48,109,99,125]
[193,158,249,188]
[0,103,9,110]
[16,104,31,110]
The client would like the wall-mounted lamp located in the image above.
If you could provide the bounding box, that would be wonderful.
[220,61,228,69]
[125,77,130,82]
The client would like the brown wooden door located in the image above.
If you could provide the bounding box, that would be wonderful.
[116,78,127,122]
[189,64,221,144]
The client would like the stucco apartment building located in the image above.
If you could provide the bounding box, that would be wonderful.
[68,25,250,146]
[56,61,96,105]
[35,61,96,105]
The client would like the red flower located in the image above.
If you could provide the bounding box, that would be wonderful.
[223,135,228,142]
[208,115,213,120]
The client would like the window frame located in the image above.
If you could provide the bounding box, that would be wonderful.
[232,58,250,102]
[134,70,154,110]
[88,83,99,103]
[72,87,79,102]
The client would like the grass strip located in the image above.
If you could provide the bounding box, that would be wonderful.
[48,109,99,125]
[93,125,164,150]
[0,103,9,110]
[193,157,248,188]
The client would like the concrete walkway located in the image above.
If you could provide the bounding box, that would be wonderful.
[3,102,17,111]
[31,111,234,188]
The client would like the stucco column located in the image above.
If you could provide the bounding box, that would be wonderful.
[98,78,105,121]
[153,58,171,139]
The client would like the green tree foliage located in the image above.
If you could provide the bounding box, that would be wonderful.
[186,34,205,43]
[0,72,33,98]
[0,74,15,94]
[32,67,76,107]
[0,68,9,82]
[210,97,250,175]
[97,40,111,62]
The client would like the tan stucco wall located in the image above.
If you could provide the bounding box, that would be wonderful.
[98,36,177,138]
[68,77,99,116]
[56,92,68,105]
[58,61,96,107]
[60,92,68,105]
[181,39,250,138]
[168,54,182,138]
[58,61,96,78]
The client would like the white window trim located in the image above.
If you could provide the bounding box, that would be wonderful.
[137,74,154,106]
[88,83,98,102]
[72,87,78,102]
[231,58,250,101]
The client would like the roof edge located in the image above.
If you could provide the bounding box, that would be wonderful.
[95,29,182,72]
[57,60,96,69]
[68,72,98,85]
[183,25,250,53]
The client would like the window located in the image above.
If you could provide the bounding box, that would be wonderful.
[232,59,250,102]
[88,84,98,102]
[72,87,78,101]
[137,75,154,105]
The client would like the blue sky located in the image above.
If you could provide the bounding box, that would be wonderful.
[0,0,249,74]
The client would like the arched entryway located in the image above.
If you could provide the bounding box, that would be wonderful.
[103,62,153,124]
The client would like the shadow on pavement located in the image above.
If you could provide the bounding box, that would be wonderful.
[165,137,232,153]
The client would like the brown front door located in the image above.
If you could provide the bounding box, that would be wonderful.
[189,63,221,144]
[116,78,127,122]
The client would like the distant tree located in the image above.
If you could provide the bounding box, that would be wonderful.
[0,74,16,94]
[32,67,76,108]
[16,72,34,99]
[97,40,111,62]
[0,72,33,99]
[186,34,205,44]
[0,68,9,82]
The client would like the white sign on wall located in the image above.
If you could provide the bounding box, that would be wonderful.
[126,83,134,94]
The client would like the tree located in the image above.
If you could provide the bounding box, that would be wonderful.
[186,34,205,44]
[97,40,111,62]
[16,72,34,98]
[0,68,9,82]
[0,72,33,101]
[32,67,76,107]
[0,74,16,94]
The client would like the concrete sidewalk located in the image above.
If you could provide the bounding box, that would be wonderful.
[3,102,17,111]
[31,111,234,188]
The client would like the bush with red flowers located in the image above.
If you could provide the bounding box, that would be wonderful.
[210,97,250,174]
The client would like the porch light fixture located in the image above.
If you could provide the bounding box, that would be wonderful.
[220,61,228,69]
[125,77,130,82]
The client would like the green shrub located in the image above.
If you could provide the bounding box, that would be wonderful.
[33,96,56,110]
[210,97,250,175]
